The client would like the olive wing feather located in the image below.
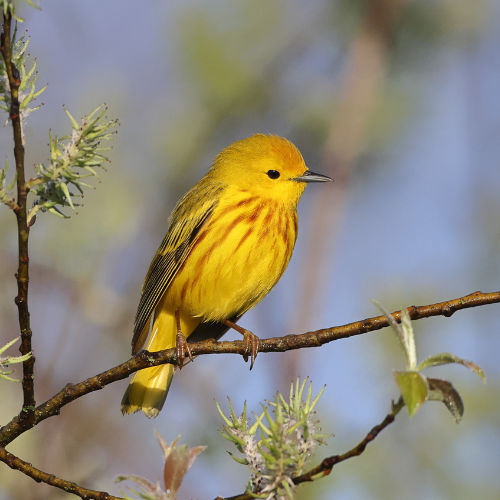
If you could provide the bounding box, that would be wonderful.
[131,189,221,352]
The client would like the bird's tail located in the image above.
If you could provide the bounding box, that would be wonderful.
[121,306,201,418]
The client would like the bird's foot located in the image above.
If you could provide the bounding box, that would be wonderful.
[242,329,259,370]
[175,330,193,369]
[224,319,260,370]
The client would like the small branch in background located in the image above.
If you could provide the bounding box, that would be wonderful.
[0,290,497,449]
[292,396,405,486]
[0,447,120,500]
[0,290,492,496]
[0,9,35,422]
[0,5,116,431]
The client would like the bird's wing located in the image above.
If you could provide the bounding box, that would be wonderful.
[131,190,220,353]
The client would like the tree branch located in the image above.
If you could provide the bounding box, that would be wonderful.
[0,447,121,500]
[0,11,35,422]
[292,396,405,485]
[220,397,405,499]
[0,290,497,449]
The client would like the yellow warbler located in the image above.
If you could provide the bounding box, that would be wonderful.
[121,134,331,417]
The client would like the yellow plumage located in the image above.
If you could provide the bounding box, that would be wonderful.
[121,134,331,417]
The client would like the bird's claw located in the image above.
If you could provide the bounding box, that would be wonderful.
[224,319,260,370]
[176,331,193,369]
[241,329,259,370]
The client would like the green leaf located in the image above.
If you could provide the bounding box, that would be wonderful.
[280,478,295,499]
[373,300,417,370]
[0,337,19,356]
[228,452,249,465]
[215,400,233,427]
[427,377,464,423]
[0,158,17,210]
[64,106,79,130]
[394,371,428,417]
[400,307,417,370]
[60,182,75,209]
[308,384,326,414]
[248,410,265,435]
[418,352,486,382]
[0,337,31,383]
[2,352,32,365]
[0,371,19,382]
[23,0,41,11]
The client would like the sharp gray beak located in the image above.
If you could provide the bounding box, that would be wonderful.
[293,170,333,183]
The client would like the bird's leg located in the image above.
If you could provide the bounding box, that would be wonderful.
[175,309,193,369]
[224,319,259,370]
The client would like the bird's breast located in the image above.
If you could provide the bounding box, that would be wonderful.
[167,193,298,320]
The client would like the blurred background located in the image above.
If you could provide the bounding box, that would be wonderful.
[0,0,499,498]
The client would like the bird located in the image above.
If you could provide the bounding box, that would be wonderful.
[121,134,332,417]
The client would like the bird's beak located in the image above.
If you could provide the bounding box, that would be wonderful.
[292,170,333,183]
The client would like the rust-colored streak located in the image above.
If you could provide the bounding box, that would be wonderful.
[235,195,259,208]
[180,279,190,303]
[257,206,274,241]
[279,210,288,246]
[216,195,259,220]
[262,206,274,226]
[235,226,253,252]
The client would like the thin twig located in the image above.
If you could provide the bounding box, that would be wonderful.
[0,290,498,448]
[0,447,121,499]
[0,11,35,421]
[292,396,405,485]
[221,397,405,500]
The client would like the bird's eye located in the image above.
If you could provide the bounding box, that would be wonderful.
[267,170,280,179]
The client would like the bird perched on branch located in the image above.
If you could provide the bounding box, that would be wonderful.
[121,134,331,417]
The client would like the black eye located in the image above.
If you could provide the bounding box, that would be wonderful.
[267,169,280,179]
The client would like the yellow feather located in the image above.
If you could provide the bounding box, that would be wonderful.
[121,303,201,417]
[121,134,331,417]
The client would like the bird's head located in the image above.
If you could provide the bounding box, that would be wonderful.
[209,134,331,205]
